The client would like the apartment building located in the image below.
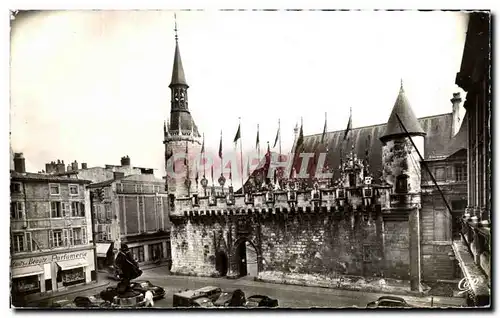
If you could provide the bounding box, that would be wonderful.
[10,154,95,304]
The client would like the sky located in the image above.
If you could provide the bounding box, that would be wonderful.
[10,10,469,188]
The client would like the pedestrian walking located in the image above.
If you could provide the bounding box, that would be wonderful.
[145,290,154,307]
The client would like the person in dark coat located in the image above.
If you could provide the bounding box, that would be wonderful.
[115,243,143,294]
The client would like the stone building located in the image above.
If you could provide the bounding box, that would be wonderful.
[10,154,95,305]
[46,155,155,184]
[164,28,467,292]
[89,174,171,270]
[453,11,491,307]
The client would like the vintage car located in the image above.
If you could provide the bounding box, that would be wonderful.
[173,286,222,307]
[366,296,412,308]
[213,289,246,307]
[73,295,111,308]
[245,295,279,308]
[130,280,166,300]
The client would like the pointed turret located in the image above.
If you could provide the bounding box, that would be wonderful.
[169,40,188,88]
[380,80,425,143]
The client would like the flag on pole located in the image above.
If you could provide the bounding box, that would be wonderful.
[201,133,205,154]
[273,120,280,148]
[295,118,304,153]
[321,112,327,144]
[247,158,251,177]
[233,123,241,146]
[256,124,260,150]
[211,165,214,185]
[343,107,352,141]
[218,130,223,159]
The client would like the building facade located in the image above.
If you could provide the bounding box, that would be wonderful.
[10,154,95,305]
[164,27,469,292]
[454,11,491,307]
[89,174,171,270]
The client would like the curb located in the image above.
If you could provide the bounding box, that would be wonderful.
[25,281,111,305]
[254,277,427,297]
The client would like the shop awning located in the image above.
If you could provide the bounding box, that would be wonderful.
[57,259,88,271]
[11,265,44,279]
[96,243,112,258]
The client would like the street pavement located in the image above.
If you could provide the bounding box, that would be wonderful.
[34,266,467,309]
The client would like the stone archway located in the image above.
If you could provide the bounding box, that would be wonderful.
[215,250,229,277]
[232,238,259,278]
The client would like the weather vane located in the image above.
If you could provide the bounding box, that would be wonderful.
[174,13,178,42]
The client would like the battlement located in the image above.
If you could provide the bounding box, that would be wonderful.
[170,185,394,219]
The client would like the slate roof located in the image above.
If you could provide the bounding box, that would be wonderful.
[296,112,467,181]
[380,84,426,142]
[169,41,188,87]
[10,171,92,184]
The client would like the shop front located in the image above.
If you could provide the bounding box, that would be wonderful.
[96,242,114,270]
[11,248,96,302]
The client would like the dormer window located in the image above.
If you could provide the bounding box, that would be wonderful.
[395,174,409,193]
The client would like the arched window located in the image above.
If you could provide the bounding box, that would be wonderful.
[395,174,409,193]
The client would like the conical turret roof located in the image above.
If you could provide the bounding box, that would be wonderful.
[380,82,425,142]
[169,41,188,87]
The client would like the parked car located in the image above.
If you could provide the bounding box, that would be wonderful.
[245,295,279,308]
[73,296,111,308]
[130,280,166,300]
[366,296,412,308]
[213,289,246,307]
[193,286,222,302]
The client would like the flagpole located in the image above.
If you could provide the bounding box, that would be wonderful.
[239,117,244,195]
[278,118,282,159]
[257,124,260,160]
[202,133,206,177]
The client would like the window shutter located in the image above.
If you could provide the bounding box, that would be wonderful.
[10,203,15,219]
[107,225,112,240]
[80,203,85,217]
[62,203,67,217]
[69,228,74,246]
[49,230,53,248]
[82,227,87,244]
[63,229,69,246]
[25,232,32,252]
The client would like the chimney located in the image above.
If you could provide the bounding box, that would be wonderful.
[72,160,78,171]
[81,163,88,169]
[56,160,66,173]
[67,164,72,172]
[14,153,26,173]
[451,92,462,137]
[121,155,131,167]
[45,162,56,174]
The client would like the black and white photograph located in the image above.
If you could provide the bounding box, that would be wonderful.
[7,8,491,309]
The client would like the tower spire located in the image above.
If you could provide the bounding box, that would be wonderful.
[400,78,404,92]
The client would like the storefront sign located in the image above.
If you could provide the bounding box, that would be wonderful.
[12,251,89,269]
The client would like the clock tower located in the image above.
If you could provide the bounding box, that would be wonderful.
[164,20,201,199]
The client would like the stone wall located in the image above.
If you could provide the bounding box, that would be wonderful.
[169,211,419,281]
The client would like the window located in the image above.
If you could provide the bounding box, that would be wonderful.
[50,230,63,247]
[131,246,145,263]
[12,233,32,253]
[395,174,408,193]
[105,203,112,220]
[11,202,24,219]
[71,202,85,217]
[69,185,79,195]
[455,164,467,182]
[13,233,24,253]
[10,182,21,194]
[435,167,445,181]
[72,228,82,245]
[49,184,60,195]
[51,202,62,218]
